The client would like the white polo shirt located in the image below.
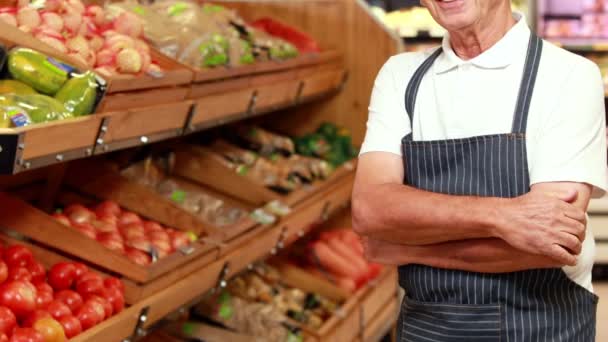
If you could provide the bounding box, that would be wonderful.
[360,13,608,291]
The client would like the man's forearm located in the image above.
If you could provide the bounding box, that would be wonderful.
[364,238,561,273]
[352,183,503,245]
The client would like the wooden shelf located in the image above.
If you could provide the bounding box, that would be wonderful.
[0,55,345,175]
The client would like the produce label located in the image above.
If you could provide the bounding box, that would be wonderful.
[7,108,30,127]
[44,58,74,77]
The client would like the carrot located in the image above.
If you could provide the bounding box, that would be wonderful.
[312,241,361,280]
[326,237,369,275]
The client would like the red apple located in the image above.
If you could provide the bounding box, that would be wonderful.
[119,223,145,240]
[125,248,151,266]
[0,306,16,336]
[97,235,125,254]
[48,262,77,291]
[63,204,88,216]
[169,230,191,250]
[126,236,151,252]
[72,263,89,280]
[103,278,124,293]
[96,213,118,229]
[28,262,46,285]
[58,315,81,338]
[9,327,44,342]
[7,267,31,282]
[67,208,95,225]
[118,212,141,227]
[46,301,71,320]
[94,201,121,218]
[22,310,51,328]
[149,238,171,254]
[54,290,83,313]
[0,262,7,284]
[4,245,34,269]
[35,290,52,310]
[142,221,163,233]
[51,214,70,227]
[72,223,97,240]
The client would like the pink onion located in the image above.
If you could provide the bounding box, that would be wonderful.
[68,52,88,68]
[85,5,105,26]
[116,47,142,74]
[113,12,143,38]
[96,48,116,67]
[103,33,134,52]
[38,36,67,54]
[41,12,63,32]
[17,7,41,30]
[134,39,150,54]
[66,35,90,57]
[62,9,82,33]
[88,35,104,52]
[33,26,65,41]
[44,0,61,12]
[139,50,151,73]
[0,13,17,26]
[65,0,85,15]
[17,0,30,8]
[95,66,117,77]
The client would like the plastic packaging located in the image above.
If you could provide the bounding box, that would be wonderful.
[0,93,72,128]
[54,71,98,116]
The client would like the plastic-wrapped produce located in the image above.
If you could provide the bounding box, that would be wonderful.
[0,93,72,128]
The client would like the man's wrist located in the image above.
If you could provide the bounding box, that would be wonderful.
[473,197,509,239]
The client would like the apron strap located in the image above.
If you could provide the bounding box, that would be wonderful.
[404,48,442,123]
[511,33,543,134]
[403,33,543,136]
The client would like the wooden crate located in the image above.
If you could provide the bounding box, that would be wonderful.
[65,159,257,241]
[272,262,361,342]
[362,296,398,342]
[97,87,190,113]
[0,191,214,288]
[359,268,399,328]
[173,144,356,207]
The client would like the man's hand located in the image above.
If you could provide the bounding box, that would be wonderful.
[495,184,590,266]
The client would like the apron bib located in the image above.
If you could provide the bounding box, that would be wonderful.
[397,34,599,342]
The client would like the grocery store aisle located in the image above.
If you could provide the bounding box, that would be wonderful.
[596,282,608,341]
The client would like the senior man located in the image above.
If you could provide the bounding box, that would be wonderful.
[352,0,608,341]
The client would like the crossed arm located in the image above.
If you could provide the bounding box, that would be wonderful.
[351,152,591,273]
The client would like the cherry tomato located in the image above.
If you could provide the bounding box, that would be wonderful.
[27,263,45,285]
[7,268,31,282]
[86,296,112,319]
[53,291,83,313]
[75,306,99,331]
[21,310,51,328]
[35,290,52,310]
[47,263,76,291]
[0,281,37,318]
[0,306,16,336]
[4,246,34,269]
[72,263,89,280]
[33,317,66,342]
[103,277,124,293]
[0,262,8,284]
[101,287,124,314]
[58,315,81,339]
[9,328,44,342]
[45,301,71,321]
[76,278,103,298]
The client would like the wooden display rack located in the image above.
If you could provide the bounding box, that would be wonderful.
[173,143,355,207]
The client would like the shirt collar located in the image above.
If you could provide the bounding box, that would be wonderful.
[434,12,531,74]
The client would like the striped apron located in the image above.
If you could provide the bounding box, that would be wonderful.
[398,34,599,341]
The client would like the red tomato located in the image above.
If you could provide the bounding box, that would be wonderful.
[86,296,112,319]
[21,310,51,328]
[0,262,8,284]
[0,333,7,342]
[50,214,70,227]
[101,287,124,314]
[0,281,37,318]
[75,307,99,331]
[58,315,81,338]
[9,328,44,342]
[33,317,66,342]
[47,263,76,291]
[0,306,16,335]
[82,300,104,322]
[35,290,52,310]
[53,291,83,313]
[103,277,124,293]
[34,284,51,296]
[77,273,102,284]
[76,278,103,299]
[7,268,31,282]
[95,201,121,217]
[72,263,89,280]
[28,263,45,285]
[4,246,33,269]
[45,301,71,320]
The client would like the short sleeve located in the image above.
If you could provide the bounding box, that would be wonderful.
[529,61,608,198]
[359,56,412,156]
